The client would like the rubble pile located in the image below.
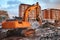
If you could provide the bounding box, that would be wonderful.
[2,27,60,40]
[1,21,60,40]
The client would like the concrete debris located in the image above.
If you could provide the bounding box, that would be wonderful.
[0,21,60,40]
[30,21,40,29]
[1,27,60,40]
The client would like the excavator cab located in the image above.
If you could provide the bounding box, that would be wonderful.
[13,17,23,23]
[6,16,23,24]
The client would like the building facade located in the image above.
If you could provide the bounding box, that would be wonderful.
[19,4,31,18]
[0,10,9,22]
[42,9,60,21]
[42,9,49,20]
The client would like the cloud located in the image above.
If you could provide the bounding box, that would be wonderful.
[7,0,21,5]
[19,0,36,4]
[0,0,21,9]
[0,0,60,18]
[0,0,21,18]
[49,0,60,4]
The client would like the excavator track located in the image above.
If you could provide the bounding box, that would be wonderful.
[0,28,35,39]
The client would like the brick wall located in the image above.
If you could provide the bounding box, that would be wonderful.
[42,9,60,21]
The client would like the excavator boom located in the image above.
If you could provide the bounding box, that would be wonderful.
[24,2,42,25]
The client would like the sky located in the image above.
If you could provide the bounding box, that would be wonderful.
[0,0,60,18]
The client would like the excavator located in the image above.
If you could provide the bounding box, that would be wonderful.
[2,2,42,37]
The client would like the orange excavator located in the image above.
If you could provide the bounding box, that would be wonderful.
[2,2,42,37]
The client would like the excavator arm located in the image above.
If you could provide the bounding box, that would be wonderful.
[24,2,42,25]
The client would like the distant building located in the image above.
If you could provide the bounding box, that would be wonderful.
[0,10,9,22]
[41,9,60,21]
[48,9,60,20]
[41,9,49,20]
[19,4,31,18]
